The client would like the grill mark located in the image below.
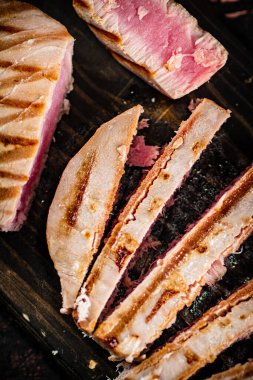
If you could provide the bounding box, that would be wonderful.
[0,170,28,182]
[89,24,121,44]
[85,267,101,297]
[73,0,91,9]
[0,101,45,126]
[0,31,70,52]
[0,70,59,87]
[0,145,37,162]
[0,25,23,33]
[100,168,253,338]
[0,98,40,109]
[65,152,96,228]
[112,52,154,77]
[145,289,179,323]
[0,60,59,81]
[0,186,20,201]
[0,60,43,73]
[0,133,38,146]
[0,2,34,19]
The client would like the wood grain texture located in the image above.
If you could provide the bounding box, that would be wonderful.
[0,0,252,379]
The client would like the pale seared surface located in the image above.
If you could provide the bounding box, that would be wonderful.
[0,0,74,230]
[118,280,253,380]
[47,105,143,311]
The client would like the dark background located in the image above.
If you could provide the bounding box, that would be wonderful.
[0,1,253,379]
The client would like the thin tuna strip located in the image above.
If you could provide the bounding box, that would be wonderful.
[0,0,74,231]
[47,105,143,312]
[95,166,253,362]
[73,0,228,99]
[118,279,253,380]
[206,361,253,380]
[73,99,230,334]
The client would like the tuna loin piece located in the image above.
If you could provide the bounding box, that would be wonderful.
[73,99,230,334]
[206,362,253,380]
[118,279,253,380]
[47,105,143,312]
[0,0,74,231]
[73,0,228,99]
[95,166,253,362]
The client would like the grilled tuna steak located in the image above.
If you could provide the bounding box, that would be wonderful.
[117,279,253,380]
[47,105,143,312]
[73,0,228,99]
[0,0,74,231]
[95,166,253,362]
[206,362,253,380]
[73,99,230,334]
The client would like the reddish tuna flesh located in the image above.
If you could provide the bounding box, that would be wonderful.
[128,136,160,167]
[137,118,149,130]
[74,0,228,98]
[204,258,227,286]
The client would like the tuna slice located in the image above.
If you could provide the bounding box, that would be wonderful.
[117,279,253,380]
[95,166,253,362]
[73,99,230,334]
[0,0,74,231]
[47,105,143,312]
[205,362,253,380]
[73,0,228,99]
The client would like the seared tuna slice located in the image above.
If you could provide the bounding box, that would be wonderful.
[117,279,253,379]
[0,0,74,231]
[73,0,228,99]
[206,362,253,380]
[47,106,143,312]
[95,166,253,362]
[73,99,230,334]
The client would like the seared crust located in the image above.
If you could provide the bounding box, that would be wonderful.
[95,165,253,361]
[0,0,74,230]
[206,362,253,380]
[118,280,253,380]
[74,99,230,334]
[47,105,143,311]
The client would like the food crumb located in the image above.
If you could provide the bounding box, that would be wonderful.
[151,97,156,103]
[41,330,46,337]
[88,359,97,370]
[245,76,253,84]
[22,313,30,322]
[52,350,58,356]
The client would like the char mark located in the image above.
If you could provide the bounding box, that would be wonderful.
[65,152,96,228]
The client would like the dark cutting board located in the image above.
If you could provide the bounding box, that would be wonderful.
[0,1,253,379]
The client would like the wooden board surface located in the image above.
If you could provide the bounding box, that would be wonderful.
[0,1,253,379]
